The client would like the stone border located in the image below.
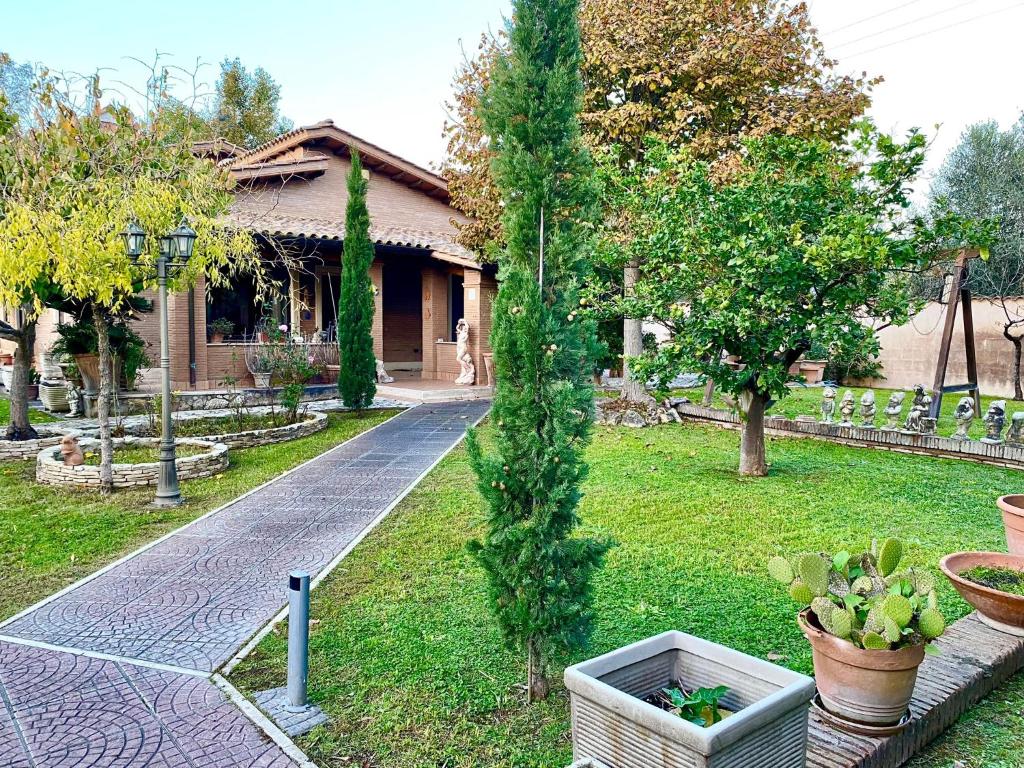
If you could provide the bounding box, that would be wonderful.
[675,402,1024,470]
[36,436,228,488]
[121,411,329,450]
[0,425,81,463]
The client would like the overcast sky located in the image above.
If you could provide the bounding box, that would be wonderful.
[4,0,1023,187]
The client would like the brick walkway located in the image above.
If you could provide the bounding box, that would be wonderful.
[0,401,489,767]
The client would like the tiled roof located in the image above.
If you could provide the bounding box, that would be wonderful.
[225,211,479,269]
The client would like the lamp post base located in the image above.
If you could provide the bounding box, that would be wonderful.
[151,494,183,508]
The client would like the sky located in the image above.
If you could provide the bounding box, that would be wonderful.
[3,0,1023,188]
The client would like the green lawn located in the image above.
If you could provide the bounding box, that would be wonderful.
[0,398,58,425]
[675,384,1014,440]
[231,421,1024,768]
[0,408,398,620]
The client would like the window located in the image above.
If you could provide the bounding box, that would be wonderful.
[206,264,291,340]
[448,274,464,342]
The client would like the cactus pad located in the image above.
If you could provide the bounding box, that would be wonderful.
[883,594,913,628]
[768,556,794,585]
[789,579,813,604]
[883,616,903,644]
[918,608,946,640]
[878,538,903,577]
[862,631,890,650]
[799,554,830,597]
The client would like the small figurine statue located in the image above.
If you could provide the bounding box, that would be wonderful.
[911,384,928,410]
[65,378,83,418]
[838,390,856,427]
[60,435,84,466]
[903,401,923,433]
[1007,412,1024,448]
[880,391,906,431]
[375,359,394,384]
[820,386,837,424]
[860,390,876,428]
[454,318,476,385]
[981,400,1007,444]
[951,396,976,441]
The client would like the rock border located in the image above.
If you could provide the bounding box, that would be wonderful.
[122,411,329,450]
[36,436,228,488]
[0,425,81,463]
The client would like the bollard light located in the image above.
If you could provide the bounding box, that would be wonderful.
[286,570,312,712]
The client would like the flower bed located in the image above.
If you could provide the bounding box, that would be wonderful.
[124,411,328,449]
[0,426,81,462]
[36,436,228,488]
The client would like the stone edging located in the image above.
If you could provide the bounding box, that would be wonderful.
[36,436,229,488]
[122,411,329,450]
[675,402,1024,469]
[0,426,81,463]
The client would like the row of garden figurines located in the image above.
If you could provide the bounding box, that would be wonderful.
[820,384,1024,445]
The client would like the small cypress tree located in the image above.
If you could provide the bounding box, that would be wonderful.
[467,0,611,702]
[337,149,377,409]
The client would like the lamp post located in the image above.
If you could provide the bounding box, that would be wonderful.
[122,218,197,507]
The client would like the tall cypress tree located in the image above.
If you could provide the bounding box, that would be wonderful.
[466,0,610,702]
[337,149,377,409]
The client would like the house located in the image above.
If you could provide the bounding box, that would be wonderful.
[7,121,498,393]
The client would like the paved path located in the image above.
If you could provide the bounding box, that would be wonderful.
[0,401,489,767]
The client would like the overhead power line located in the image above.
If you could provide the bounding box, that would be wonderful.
[831,0,980,51]
[841,1,1024,58]
[824,0,925,36]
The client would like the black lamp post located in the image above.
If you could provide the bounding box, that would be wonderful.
[122,217,196,507]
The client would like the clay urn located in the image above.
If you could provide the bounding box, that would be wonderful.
[798,609,924,726]
[940,552,1024,636]
[997,496,1024,556]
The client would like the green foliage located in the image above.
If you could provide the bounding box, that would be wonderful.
[771,537,946,650]
[337,150,377,410]
[660,685,729,728]
[466,0,611,696]
[767,555,793,584]
[209,58,293,149]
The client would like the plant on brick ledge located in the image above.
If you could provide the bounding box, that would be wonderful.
[466,0,611,703]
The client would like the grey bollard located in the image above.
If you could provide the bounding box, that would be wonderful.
[285,570,311,712]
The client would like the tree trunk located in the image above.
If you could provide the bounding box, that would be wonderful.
[1012,337,1023,402]
[738,389,768,477]
[621,260,648,402]
[527,638,550,703]
[94,311,114,495]
[5,319,38,441]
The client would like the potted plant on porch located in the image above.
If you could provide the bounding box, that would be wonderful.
[564,630,815,768]
[769,538,946,733]
[209,317,234,344]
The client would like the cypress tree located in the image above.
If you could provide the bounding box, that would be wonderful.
[466,0,611,702]
[337,149,377,409]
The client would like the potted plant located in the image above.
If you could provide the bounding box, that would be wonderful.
[25,368,40,401]
[564,631,815,768]
[997,495,1024,556]
[769,538,946,731]
[39,380,70,413]
[940,552,1024,636]
[209,317,234,344]
[52,321,101,395]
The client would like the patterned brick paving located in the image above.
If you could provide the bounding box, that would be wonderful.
[0,401,489,767]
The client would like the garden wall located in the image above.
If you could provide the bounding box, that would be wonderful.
[0,427,80,462]
[36,437,228,488]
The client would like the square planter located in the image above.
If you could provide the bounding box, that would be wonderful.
[564,631,815,768]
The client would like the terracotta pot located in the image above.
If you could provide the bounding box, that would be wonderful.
[798,609,924,726]
[210,332,225,344]
[25,384,39,400]
[0,353,12,365]
[940,551,1024,636]
[73,353,101,395]
[997,496,1024,556]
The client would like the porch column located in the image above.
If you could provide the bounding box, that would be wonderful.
[288,267,302,334]
[421,266,438,379]
[463,270,486,384]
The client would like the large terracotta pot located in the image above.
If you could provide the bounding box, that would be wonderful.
[798,609,924,726]
[73,353,101,395]
[997,496,1024,556]
[941,551,1024,636]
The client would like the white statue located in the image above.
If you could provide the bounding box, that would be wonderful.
[375,359,394,384]
[454,318,476,385]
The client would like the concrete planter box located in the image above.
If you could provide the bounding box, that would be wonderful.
[564,631,815,768]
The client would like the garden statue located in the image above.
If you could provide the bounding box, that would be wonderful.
[920,395,937,435]
[820,386,836,423]
[60,435,84,466]
[375,358,395,384]
[981,400,1007,445]
[880,391,905,431]
[454,318,475,385]
[838,390,855,426]
[1008,412,1024,447]
[911,384,929,410]
[65,378,83,417]
[904,392,932,433]
[951,397,976,441]
[860,390,876,428]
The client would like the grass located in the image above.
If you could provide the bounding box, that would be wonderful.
[674,384,1012,439]
[0,398,57,425]
[81,444,207,465]
[0,408,398,621]
[231,420,1024,768]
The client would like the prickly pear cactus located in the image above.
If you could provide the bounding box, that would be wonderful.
[768,537,946,651]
